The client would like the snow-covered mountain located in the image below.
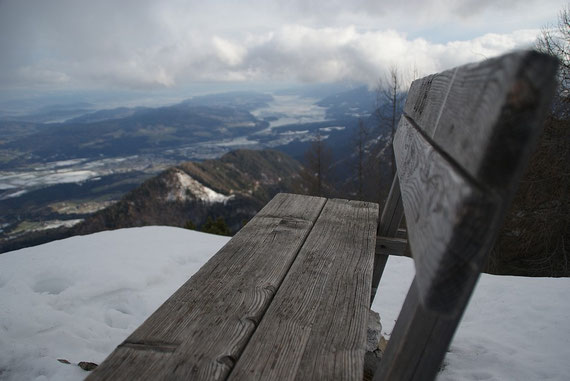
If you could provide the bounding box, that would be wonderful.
[1,227,569,380]
[72,149,301,236]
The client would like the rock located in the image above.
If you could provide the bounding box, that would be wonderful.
[379,335,389,353]
[364,310,384,381]
[366,310,382,352]
[57,359,71,364]
[78,362,98,371]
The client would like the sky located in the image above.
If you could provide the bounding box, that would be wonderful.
[0,0,567,100]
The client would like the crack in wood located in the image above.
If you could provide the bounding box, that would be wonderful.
[119,340,179,353]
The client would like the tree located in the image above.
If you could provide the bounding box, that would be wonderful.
[487,7,570,276]
[536,5,570,117]
[353,118,369,199]
[201,216,231,236]
[375,66,407,178]
[299,130,333,197]
[183,220,196,230]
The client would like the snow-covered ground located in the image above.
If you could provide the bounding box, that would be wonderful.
[0,227,568,380]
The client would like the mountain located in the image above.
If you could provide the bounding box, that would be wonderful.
[0,86,388,252]
[0,102,266,167]
[0,149,301,253]
[72,149,301,235]
[0,102,95,124]
[65,106,147,124]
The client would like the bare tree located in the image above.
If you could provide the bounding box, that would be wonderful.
[536,5,570,117]
[300,130,333,197]
[354,118,368,199]
[488,5,570,276]
[375,65,406,178]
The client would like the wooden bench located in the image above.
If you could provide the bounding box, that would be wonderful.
[87,50,557,381]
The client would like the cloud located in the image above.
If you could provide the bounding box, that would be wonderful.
[177,26,538,87]
[0,0,561,91]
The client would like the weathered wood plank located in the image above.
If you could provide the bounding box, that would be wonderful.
[375,236,407,257]
[370,178,404,304]
[395,228,407,239]
[404,50,557,194]
[87,193,326,381]
[372,278,464,381]
[228,198,378,381]
[394,117,498,315]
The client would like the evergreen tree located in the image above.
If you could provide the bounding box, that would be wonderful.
[184,220,197,230]
[201,216,231,236]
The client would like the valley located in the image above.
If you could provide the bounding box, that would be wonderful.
[0,86,380,252]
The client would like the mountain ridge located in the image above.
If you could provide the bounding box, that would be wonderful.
[72,148,301,236]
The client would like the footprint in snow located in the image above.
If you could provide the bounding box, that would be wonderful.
[32,277,73,295]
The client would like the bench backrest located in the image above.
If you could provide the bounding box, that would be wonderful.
[372,50,557,380]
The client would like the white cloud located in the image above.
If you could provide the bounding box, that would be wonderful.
[212,37,246,67]
[221,26,538,86]
[0,0,562,91]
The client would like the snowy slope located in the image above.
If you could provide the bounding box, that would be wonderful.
[0,227,229,380]
[0,227,569,380]
[372,257,570,380]
[164,169,233,203]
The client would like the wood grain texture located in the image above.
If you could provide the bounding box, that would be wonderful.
[404,50,558,194]
[87,193,326,381]
[372,278,465,381]
[394,117,498,315]
[228,198,379,381]
[370,178,404,304]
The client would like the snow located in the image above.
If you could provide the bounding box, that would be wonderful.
[165,170,233,204]
[0,227,229,381]
[214,136,259,147]
[0,227,569,380]
[0,156,173,197]
[0,189,28,200]
[372,256,570,381]
[0,170,98,191]
[41,219,84,230]
[320,126,345,132]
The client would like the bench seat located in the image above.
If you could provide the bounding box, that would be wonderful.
[88,194,378,381]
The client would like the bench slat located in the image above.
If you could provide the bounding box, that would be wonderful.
[404,50,557,193]
[228,198,378,380]
[370,178,404,303]
[393,51,557,315]
[87,193,326,381]
[393,117,497,315]
[373,278,462,381]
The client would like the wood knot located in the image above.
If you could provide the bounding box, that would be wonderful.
[263,284,277,294]
[216,355,237,368]
[241,315,260,327]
